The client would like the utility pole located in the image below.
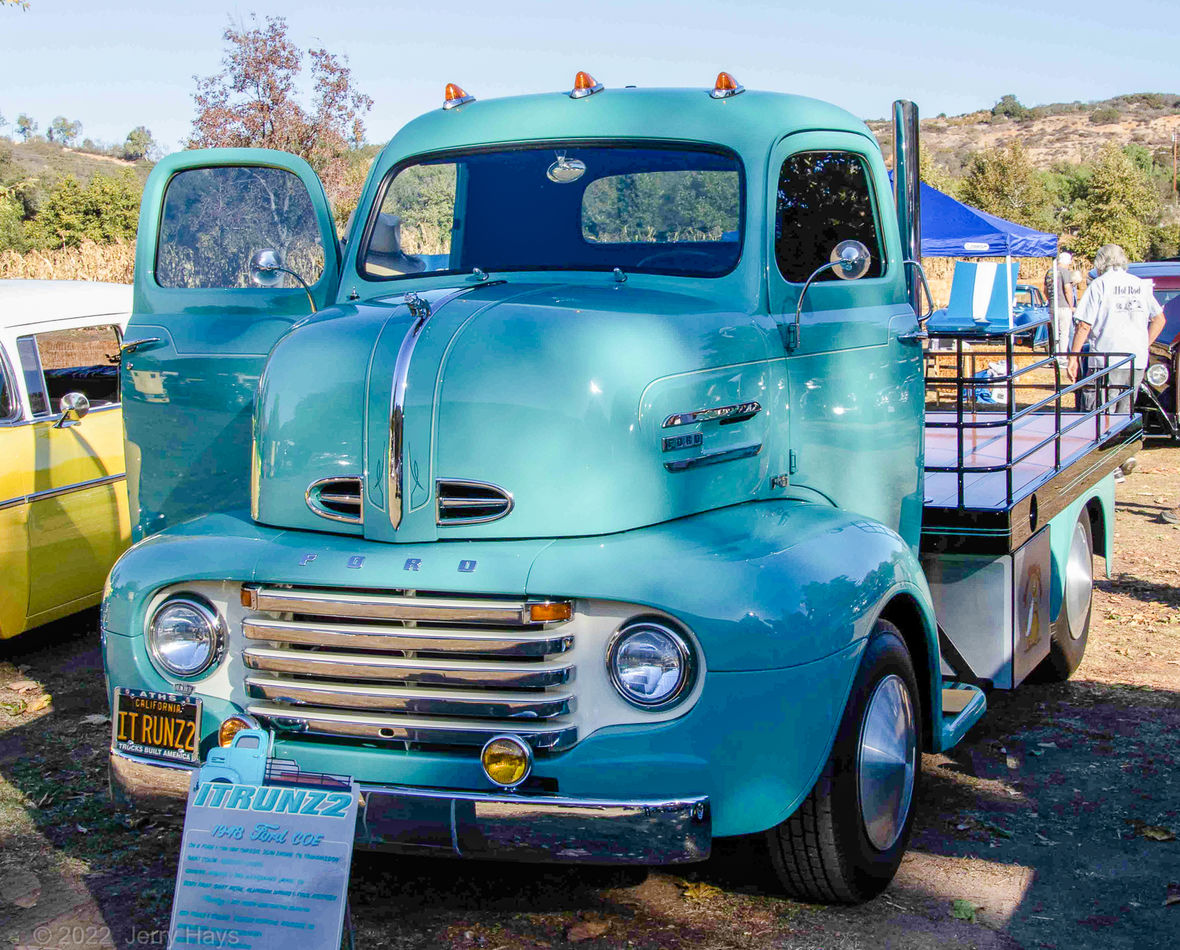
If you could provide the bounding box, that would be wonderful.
[1173,130,1177,199]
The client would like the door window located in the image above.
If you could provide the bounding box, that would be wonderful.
[156,165,326,289]
[774,151,884,283]
[0,349,18,421]
[19,325,122,414]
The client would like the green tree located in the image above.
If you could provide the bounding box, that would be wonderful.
[958,142,1051,229]
[992,94,1031,120]
[122,125,155,161]
[26,170,141,249]
[920,152,958,195]
[0,191,26,251]
[48,116,82,146]
[1073,143,1159,260]
[15,114,37,141]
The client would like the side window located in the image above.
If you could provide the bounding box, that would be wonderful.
[364,163,458,277]
[156,166,326,289]
[16,336,50,417]
[775,152,884,283]
[22,325,122,412]
[0,348,17,421]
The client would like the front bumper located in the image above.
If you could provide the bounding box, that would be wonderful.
[109,749,711,865]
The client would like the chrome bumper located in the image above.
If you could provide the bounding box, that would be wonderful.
[109,750,711,865]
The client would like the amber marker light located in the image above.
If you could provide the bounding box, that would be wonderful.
[219,716,253,747]
[443,83,475,110]
[481,735,533,789]
[710,71,745,99]
[529,601,573,623]
[569,71,604,99]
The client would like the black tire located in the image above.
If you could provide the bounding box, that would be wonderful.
[765,620,921,904]
[1038,512,1093,681]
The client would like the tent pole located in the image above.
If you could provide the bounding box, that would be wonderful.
[1005,245,1013,330]
[1052,258,1059,356]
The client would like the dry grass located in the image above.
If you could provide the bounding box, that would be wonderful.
[0,241,134,283]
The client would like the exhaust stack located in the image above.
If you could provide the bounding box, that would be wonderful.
[892,99,922,315]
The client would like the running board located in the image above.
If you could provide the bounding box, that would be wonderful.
[940,684,987,751]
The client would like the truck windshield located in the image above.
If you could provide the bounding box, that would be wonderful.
[360,143,743,280]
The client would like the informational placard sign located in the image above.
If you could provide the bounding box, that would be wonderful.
[168,777,359,950]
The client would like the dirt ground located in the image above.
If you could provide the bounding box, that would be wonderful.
[1,447,1177,950]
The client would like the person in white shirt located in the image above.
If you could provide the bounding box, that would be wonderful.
[1067,244,1166,478]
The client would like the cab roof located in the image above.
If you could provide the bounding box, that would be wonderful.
[379,87,877,169]
[0,280,131,331]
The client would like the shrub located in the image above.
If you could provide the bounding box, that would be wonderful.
[1089,107,1121,125]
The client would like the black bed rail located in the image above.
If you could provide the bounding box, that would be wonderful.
[924,321,1137,510]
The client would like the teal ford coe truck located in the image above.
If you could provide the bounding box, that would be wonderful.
[104,76,1140,903]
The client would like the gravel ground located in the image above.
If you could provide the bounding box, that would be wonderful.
[1,445,1177,949]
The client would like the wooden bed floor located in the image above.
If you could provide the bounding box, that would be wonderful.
[924,410,1125,510]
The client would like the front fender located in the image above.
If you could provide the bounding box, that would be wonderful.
[527,499,936,672]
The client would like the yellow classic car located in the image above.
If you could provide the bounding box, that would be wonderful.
[1,279,132,639]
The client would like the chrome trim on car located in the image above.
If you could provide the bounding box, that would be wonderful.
[107,749,711,864]
[389,294,435,530]
[242,646,572,688]
[119,337,164,354]
[241,585,551,626]
[25,471,126,504]
[663,401,761,428]
[244,702,579,751]
[242,616,574,656]
[663,442,761,472]
[436,477,515,525]
[245,676,575,719]
[305,474,363,525]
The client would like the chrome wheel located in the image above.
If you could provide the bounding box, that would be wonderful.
[857,673,917,852]
[1065,519,1093,641]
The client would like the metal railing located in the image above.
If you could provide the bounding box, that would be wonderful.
[924,320,1136,509]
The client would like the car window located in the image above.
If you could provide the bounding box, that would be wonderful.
[0,348,18,421]
[22,325,122,414]
[16,336,50,417]
[774,151,885,283]
[156,165,326,289]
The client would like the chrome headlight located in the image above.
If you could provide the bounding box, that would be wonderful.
[147,595,224,678]
[607,620,694,709]
[1146,362,1170,389]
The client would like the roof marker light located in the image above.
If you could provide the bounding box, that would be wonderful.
[570,71,604,99]
[710,72,745,99]
[443,83,475,110]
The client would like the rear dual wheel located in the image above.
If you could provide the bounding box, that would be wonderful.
[765,620,921,903]
[1038,512,1093,681]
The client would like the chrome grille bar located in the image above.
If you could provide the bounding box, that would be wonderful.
[246,702,578,751]
[242,646,572,688]
[242,586,548,626]
[245,676,574,718]
[243,617,573,657]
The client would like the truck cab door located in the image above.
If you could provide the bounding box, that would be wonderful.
[123,150,340,540]
[765,132,924,544]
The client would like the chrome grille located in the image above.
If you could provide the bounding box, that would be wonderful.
[436,478,514,525]
[241,585,576,752]
[306,476,363,525]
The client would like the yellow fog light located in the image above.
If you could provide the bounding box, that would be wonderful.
[480,735,533,789]
[218,716,253,747]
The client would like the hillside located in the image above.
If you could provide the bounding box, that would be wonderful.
[868,93,1180,177]
[2,139,153,187]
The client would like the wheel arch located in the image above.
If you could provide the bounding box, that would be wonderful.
[876,591,938,752]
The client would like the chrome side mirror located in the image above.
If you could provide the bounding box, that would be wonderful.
[249,248,317,313]
[784,240,872,350]
[54,391,90,429]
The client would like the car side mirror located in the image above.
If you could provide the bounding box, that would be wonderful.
[249,248,317,313]
[54,391,90,429]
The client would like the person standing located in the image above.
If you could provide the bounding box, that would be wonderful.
[1067,244,1166,479]
[1045,250,1077,362]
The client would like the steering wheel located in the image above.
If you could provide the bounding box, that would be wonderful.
[634,249,717,269]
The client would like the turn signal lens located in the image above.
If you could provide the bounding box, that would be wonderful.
[481,735,533,789]
[443,83,475,110]
[710,71,745,99]
[529,601,573,623]
[570,71,604,99]
[218,716,253,747]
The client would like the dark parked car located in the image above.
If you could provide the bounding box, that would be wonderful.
[1128,263,1180,438]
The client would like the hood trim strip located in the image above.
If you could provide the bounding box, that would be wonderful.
[387,283,503,530]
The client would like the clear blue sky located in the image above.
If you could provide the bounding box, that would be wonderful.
[1,0,1176,153]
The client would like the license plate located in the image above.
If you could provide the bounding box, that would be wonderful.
[112,688,202,765]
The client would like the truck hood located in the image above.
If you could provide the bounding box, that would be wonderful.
[253,280,782,542]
